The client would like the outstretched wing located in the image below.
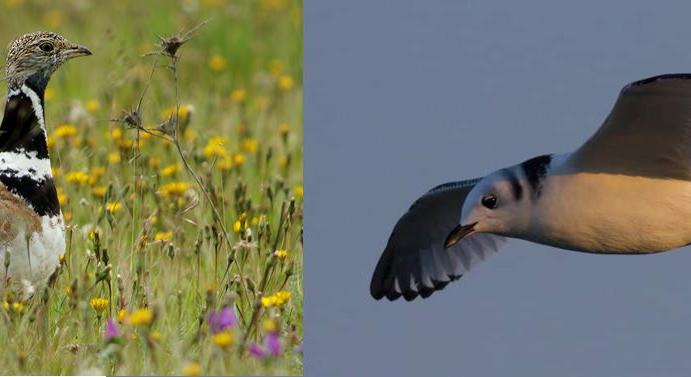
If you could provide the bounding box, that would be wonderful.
[570,74,691,180]
[370,179,505,301]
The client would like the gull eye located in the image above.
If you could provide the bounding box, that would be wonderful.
[481,194,497,209]
[39,42,54,52]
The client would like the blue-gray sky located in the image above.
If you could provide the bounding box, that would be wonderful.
[305,1,691,376]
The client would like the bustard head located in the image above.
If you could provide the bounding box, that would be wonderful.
[5,31,91,92]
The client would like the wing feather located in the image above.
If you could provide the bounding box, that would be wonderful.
[370,179,505,301]
[571,73,691,179]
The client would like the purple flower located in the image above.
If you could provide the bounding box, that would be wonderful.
[266,332,281,356]
[248,343,268,358]
[208,307,237,334]
[103,318,120,341]
[247,333,283,359]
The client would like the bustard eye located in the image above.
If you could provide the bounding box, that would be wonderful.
[39,42,54,52]
[481,194,497,209]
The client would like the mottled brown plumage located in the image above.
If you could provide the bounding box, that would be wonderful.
[0,183,40,243]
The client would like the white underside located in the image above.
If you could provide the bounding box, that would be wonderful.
[527,172,691,253]
[0,85,64,298]
[0,214,65,298]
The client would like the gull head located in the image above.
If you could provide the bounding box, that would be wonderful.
[445,167,530,248]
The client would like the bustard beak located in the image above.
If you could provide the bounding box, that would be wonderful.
[63,44,92,59]
[444,222,477,249]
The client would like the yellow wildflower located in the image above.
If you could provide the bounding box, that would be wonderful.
[178,105,192,121]
[93,186,107,198]
[11,302,23,313]
[210,136,228,146]
[184,128,196,141]
[209,54,227,72]
[182,362,202,376]
[110,128,123,141]
[149,157,161,168]
[161,105,193,123]
[106,202,122,213]
[274,249,288,259]
[260,291,291,308]
[63,211,72,222]
[278,75,295,91]
[154,231,173,242]
[294,184,304,199]
[233,212,247,234]
[230,88,247,103]
[116,138,133,150]
[274,291,291,304]
[57,188,68,205]
[233,153,246,166]
[159,182,191,198]
[260,296,276,308]
[216,156,233,171]
[107,152,121,164]
[262,319,278,333]
[278,155,288,168]
[211,331,234,348]
[127,308,153,326]
[232,220,242,233]
[161,164,179,177]
[89,297,109,313]
[203,142,227,159]
[53,124,77,139]
[148,330,161,343]
[242,138,258,153]
[85,99,100,112]
[117,308,128,323]
[65,171,90,186]
[89,167,105,185]
[203,136,229,159]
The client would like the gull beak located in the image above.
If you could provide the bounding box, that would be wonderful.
[444,222,477,249]
[64,44,92,59]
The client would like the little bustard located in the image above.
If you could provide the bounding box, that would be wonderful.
[0,31,91,297]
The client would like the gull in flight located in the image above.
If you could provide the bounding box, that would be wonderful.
[371,74,691,301]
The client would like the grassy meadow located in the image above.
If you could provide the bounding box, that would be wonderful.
[0,0,302,375]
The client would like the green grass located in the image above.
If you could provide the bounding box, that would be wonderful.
[0,0,302,375]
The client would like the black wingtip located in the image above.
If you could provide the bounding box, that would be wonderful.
[370,285,385,301]
[370,245,393,300]
[370,245,460,302]
[623,73,691,93]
